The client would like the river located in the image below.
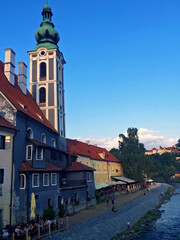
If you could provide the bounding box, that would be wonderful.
[135,183,180,240]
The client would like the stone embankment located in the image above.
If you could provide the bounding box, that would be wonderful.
[42,183,170,240]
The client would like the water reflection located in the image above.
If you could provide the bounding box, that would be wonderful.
[135,184,180,240]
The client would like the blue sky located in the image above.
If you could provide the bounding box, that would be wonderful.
[0,0,180,149]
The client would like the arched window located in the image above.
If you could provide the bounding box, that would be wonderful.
[40,62,46,78]
[41,133,46,144]
[52,138,56,147]
[20,174,26,189]
[27,128,33,139]
[39,87,46,103]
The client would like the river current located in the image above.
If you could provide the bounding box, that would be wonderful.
[135,183,180,240]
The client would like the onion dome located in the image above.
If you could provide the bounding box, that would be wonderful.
[33,3,60,51]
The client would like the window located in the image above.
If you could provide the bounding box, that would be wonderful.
[51,173,57,185]
[87,172,92,182]
[32,174,39,187]
[41,134,46,143]
[5,136,11,149]
[20,174,26,189]
[0,169,4,184]
[40,62,46,78]
[43,173,49,186]
[0,136,11,149]
[52,139,56,147]
[27,128,33,139]
[0,136,5,149]
[26,145,32,160]
[39,87,46,103]
[36,147,43,160]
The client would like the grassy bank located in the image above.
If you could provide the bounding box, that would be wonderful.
[112,186,174,240]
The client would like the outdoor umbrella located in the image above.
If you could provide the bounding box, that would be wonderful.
[30,192,36,220]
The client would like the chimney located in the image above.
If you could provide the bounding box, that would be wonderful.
[18,62,27,95]
[4,48,15,85]
[86,140,90,145]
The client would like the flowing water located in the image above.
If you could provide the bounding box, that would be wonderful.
[135,184,180,240]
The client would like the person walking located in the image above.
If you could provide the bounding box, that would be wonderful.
[106,197,109,207]
[112,197,114,205]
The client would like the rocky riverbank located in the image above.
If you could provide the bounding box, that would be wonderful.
[113,185,174,240]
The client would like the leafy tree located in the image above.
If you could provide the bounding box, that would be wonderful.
[110,128,180,183]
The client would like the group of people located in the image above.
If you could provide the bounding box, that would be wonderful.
[1,215,63,239]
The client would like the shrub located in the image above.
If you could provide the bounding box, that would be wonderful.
[59,204,66,217]
[43,206,56,220]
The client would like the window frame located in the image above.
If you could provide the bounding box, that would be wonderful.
[26,145,33,160]
[32,173,39,188]
[36,146,43,160]
[27,128,33,139]
[40,62,46,78]
[0,168,5,185]
[20,174,26,189]
[41,133,46,144]
[87,172,93,182]
[0,135,5,150]
[39,87,46,103]
[52,138,56,147]
[51,173,57,186]
[43,173,49,186]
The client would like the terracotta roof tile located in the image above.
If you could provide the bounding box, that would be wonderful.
[0,61,57,133]
[0,115,18,131]
[66,162,95,172]
[67,139,120,163]
[19,162,62,172]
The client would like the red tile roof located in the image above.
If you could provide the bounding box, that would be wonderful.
[66,162,95,172]
[19,162,62,172]
[29,139,74,155]
[0,61,57,133]
[67,139,120,163]
[0,115,18,131]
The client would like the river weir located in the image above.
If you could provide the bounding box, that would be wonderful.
[135,183,180,240]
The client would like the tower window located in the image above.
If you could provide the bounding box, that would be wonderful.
[40,62,46,78]
[39,87,46,103]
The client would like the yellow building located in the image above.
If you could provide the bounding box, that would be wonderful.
[67,139,123,184]
[0,116,17,229]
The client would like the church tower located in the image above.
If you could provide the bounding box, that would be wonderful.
[28,3,66,137]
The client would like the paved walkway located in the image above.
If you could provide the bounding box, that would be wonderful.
[42,183,170,240]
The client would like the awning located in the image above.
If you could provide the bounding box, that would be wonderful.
[95,182,109,190]
[111,176,136,184]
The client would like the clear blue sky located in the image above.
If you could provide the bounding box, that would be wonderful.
[0,0,180,148]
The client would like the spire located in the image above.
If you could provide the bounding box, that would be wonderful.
[33,3,60,51]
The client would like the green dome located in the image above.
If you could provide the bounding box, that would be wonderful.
[35,21,60,45]
[33,3,60,50]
